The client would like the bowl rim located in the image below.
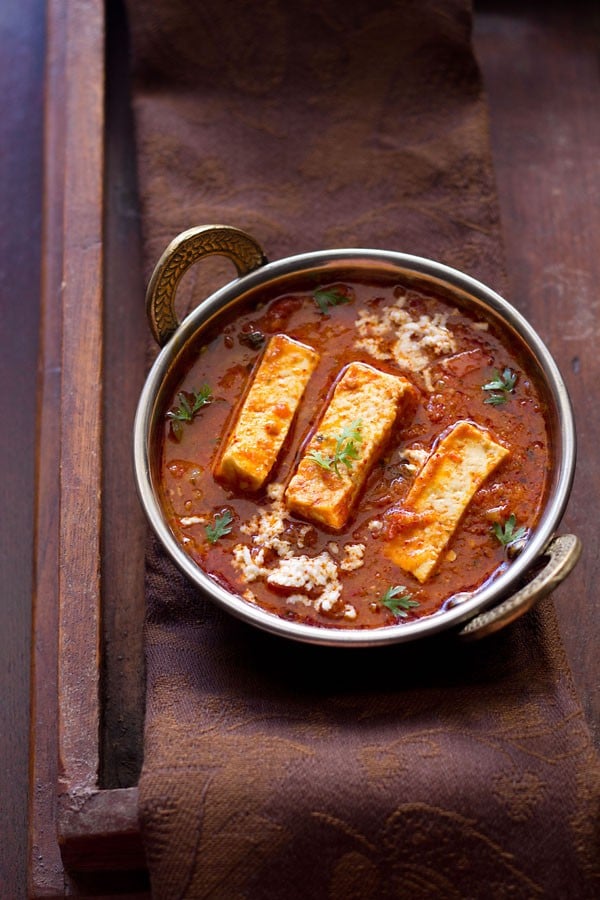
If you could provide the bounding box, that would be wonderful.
[133,248,576,647]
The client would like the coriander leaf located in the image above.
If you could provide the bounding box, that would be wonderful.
[313,287,351,316]
[492,513,527,547]
[306,450,335,472]
[205,509,233,544]
[178,393,192,417]
[189,384,213,414]
[380,585,420,619]
[483,392,508,407]
[501,367,517,391]
[482,367,517,406]
[307,419,363,477]
[166,385,213,441]
[169,418,184,442]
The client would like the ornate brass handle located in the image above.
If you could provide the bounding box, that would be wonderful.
[458,533,581,640]
[146,225,268,346]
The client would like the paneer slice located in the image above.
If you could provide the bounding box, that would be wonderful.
[385,420,509,582]
[285,362,417,530]
[214,334,319,491]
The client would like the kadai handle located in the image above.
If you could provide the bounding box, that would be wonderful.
[459,533,581,640]
[146,224,268,346]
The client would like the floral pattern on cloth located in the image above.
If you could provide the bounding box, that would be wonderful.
[138,540,599,899]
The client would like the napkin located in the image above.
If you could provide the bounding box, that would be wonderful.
[125,1,599,896]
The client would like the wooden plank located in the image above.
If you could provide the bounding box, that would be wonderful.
[474,0,600,743]
[58,788,145,871]
[101,0,147,790]
[29,0,69,893]
[57,0,105,800]
[29,0,109,895]
[30,0,149,892]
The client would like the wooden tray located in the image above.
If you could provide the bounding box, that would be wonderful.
[29,0,148,894]
[29,0,599,895]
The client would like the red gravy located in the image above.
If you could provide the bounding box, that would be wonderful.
[157,271,551,629]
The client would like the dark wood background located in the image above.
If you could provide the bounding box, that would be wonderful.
[1,1,598,896]
[0,0,45,897]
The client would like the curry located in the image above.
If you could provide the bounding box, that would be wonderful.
[158,270,551,629]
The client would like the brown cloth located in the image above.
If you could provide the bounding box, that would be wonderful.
[126,1,599,896]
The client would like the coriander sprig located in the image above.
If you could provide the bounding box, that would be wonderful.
[380,585,420,619]
[166,385,213,441]
[307,419,363,477]
[482,367,517,406]
[313,286,352,316]
[205,509,233,544]
[492,513,527,547]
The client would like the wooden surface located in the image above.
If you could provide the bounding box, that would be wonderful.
[101,0,147,792]
[28,0,148,896]
[0,1,597,896]
[475,0,600,740]
[57,0,105,802]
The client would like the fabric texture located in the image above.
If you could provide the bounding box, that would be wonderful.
[125,1,599,896]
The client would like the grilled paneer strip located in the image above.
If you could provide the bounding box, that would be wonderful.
[285,362,418,529]
[385,420,509,582]
[214,334,319,491]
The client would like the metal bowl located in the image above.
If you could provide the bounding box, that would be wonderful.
[134,225,581,647]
